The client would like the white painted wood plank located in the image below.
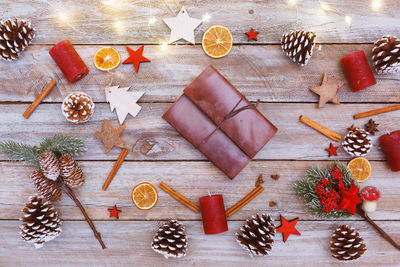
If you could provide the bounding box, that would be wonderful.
[1,220,399,266]
[0,45,399,103]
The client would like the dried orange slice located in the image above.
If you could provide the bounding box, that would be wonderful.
[202,25,233,58]
[131,182,158,210]
[93,47,121,71]
[347,157,371,182]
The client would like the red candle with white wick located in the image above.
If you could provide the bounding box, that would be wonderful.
[341,50,376,92]
[199,194,228,234]
[49,40,89,83]
[379,130,400,172]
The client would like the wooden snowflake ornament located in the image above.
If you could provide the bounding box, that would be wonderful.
[105,86,144,125]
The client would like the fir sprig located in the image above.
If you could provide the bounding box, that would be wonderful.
[293,162,356,219]
[0,134,86,168]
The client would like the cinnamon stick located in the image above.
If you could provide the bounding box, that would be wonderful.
[354,105,400,120]
[357,207,400,251]
[226,185,264,217]
[299,115,342,142]
[23,80,56,119]
[159,182,200,213]
[59,177,106,249]
[102,148,128,191]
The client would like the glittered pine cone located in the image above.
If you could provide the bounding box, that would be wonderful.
[30,170,62,201]
[342,127,372,157]
[281,30,316,66]
[59,155,85,189]
[330,225,366,261]
[152,220,187,259]
[39,150,61,181]
[236,213,276,256]
[0,18,35,62]
[62,92,95,124]
[20,194,62,248]
[372,36,400,74]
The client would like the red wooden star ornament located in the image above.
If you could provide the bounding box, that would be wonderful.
[245,28,259,41]
[337,185,362,215]
[123,45,150,72]
[276,215,301,242]
[108,205,121,219]
[325,143,339,157]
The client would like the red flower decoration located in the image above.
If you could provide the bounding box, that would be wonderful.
[337,185,362,215]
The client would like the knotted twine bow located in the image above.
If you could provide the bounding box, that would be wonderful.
[195,98,260,148]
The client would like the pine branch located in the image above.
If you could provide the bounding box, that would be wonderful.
[0,141,40,167]
[39,134,86,157]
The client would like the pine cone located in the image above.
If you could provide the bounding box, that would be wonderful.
[59,155,85,189]
[0,18,35,62]
[152,220,187,259]
[330,225,366,261]
[61,92,95,124]
[30,170,62,201]
[372,36,400,74]
[20,194,62,248]
[281,30,316,66]
[39,150,61,181]
[236,214,276,256]
[342,127,372,157]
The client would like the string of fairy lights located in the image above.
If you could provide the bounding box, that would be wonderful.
[55,0,385,46]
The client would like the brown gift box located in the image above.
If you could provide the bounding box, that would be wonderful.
[162,65,278,179]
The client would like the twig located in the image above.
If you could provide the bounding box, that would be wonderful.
[59,177,106,249]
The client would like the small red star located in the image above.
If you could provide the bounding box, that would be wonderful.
[337,185,362,215]
[325,143,339,157]
[108,205,121,219]
[276,215,301,242]
[245,28,259,41]
[123,45,151,72]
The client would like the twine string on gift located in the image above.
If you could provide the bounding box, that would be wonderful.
[195,98,260,148]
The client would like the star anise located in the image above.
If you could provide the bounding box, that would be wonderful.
[271,174,280,181]
[364,119,379,135]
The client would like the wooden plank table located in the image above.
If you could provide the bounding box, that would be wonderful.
[1,0,400,266]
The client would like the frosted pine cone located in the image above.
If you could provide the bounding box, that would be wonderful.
[59,155,85,189]
[342,127,372,157]
[62,92,95,124]
[330,225,366,261]
[152,220,187,259]
[39,150,61,181]
[236,214,276,256]
[20,194,62,248]
[0,18,35,61]
[372,36,400,74]
[30,170,62,201]
[281,30,316,66]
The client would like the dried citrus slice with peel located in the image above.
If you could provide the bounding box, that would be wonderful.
[94,47,121,71]
[347,157,371,182]
[132,182,158,210]
[202,25,233,58]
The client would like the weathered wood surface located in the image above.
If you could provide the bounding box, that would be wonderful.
[1,45,400,103]
[1,0,399,44]
[0,161,398,221]
[0,103,398,161]
[1,220,400,266]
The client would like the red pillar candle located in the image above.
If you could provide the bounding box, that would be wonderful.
[341,50,376,92]
[379,130,400,172]
[199,194,228,234]
[49,40,89,83]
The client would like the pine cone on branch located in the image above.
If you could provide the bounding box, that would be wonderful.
[20,194,62,248]
[330,225,366,261]
[372,36,400,74]
[59,155,85,189]
[39,150,61,181]
[30,170,62,201]
[0,18,35,62]
[281,30,316,66]
[62,92,95,124]
[236,214,276,256]
[342,127,372,157]
[152,220,187,259]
